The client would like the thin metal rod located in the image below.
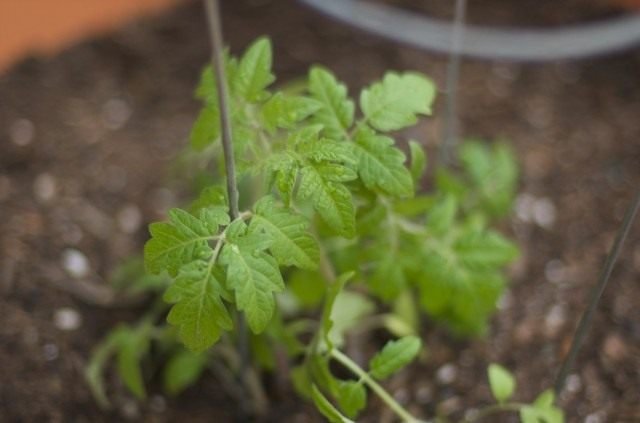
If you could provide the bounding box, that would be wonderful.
[203,0,253,416]
[204,0,239,220]
[441,0,467,165]
[554,189,640,393]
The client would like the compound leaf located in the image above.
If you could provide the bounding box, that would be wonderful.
[308,67,354,140]
[369,336,421,380]
[164,260,233,352]
[261,93,322,132]
[233,37,275,102]
[360,72,436,132]
[249,196,320,270]
[351,127,413,197]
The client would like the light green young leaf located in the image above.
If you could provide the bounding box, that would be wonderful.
[190,106,220,151]
[520,390,564,423]
[360,72,436,131]
[249,196,320,270]
[409,140,427,183]
[144,207,229,276]
[311,384,355,423]
[220,224,284,333]
[163,349,207,396]
[487,363,516,403]
[164,260,233,352]
[336,381,367,419]
[425,194,457,236]
[351,127,413,197]
[116,327,149,400]
[369,336,422,380]
[233,37,275,102]
[455,230,519,269]
[320,271,356,351]
[308,67,355,139]
[328,291,375,348]
[261,93,322,132]
[298,164,356,238]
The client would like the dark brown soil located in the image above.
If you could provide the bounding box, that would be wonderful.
[1,1,639,422]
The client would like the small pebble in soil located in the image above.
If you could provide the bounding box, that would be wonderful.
[43,343,59,361]
[544,259,566,284]
[436,364,458,385]
[439,396,462,414]
[9,118,35,146]
[415,384,433,404]
[544,304,567,338]
[515,193,536,222]
[393,387,409,404]
[101,98,132,131]
[53,307,82,331]
[33,173,57,203]
[602,333,628,362]
[584,412,605,423]
[149,395,166,413]
[120,399,140,421]
[117,204,142,234]
[61,248,90,278]
[565,373,582,394]
[532,197,556,229]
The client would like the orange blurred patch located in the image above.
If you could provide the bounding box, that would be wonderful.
[0,0,186,72]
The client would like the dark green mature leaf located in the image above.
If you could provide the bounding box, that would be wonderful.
[163,349,207,396]
[164,260,233,352]
[311,384,355,423]
[249,196,320,270]
[308,67,354,140]
[232,37,275,102]
[220,222,284,333]
[298,164,356,238]
[360,72,436,132]
[337,381,367,419]
[351,127,413,197]
[488,364,515,403]
[191,106,220,151]
[261,93,322,132]
[144,207,229,276]
[368,336,421,380]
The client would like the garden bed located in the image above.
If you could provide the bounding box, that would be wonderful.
[1,0,639,421]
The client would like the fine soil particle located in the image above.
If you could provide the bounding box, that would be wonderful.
[1,0,639,422]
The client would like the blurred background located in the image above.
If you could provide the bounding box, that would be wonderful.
[1,0,639,421]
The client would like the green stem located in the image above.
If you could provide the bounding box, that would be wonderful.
[330,349,422,423]
[462,402,525,423]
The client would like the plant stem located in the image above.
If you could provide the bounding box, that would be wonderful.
[204,0,239,220]
[462,402,525,422]
[440,0,467,165]
[554,188,640,393]
[330,349,422,423]
[203,0,255,415]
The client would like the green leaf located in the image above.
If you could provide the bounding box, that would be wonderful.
[370,254,406,302]
[298,164,356,238]
[164,260,233,352]
[455,230,519,269]
[520,390,564,423]
[311,384,355,423]
[190,106,220,151]
[265,152,299,206]
[308,67,354,139]
[320,272,356,351]
[220,224,285,333]
[328,291,375,348]
[360,72,436,131]
[425,194,457,235]
[336,381,367,419]
[534,390,555,409]
[351,127,413,197]
[144,207,229,276]
[369,336,422,380]
[409,140,427,183]
[487,363,516,403]
[233,37,275,102]
[116,327,149,399]
[163,349,207,396]
[249,196,320,270]
[261,93,322,132]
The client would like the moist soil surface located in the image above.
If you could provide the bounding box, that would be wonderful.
[1,1,639,422]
